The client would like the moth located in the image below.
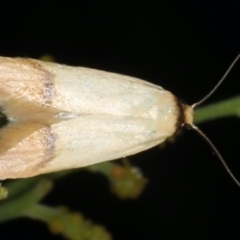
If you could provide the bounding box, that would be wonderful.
[0,55,238,183]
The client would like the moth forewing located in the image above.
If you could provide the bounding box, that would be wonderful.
[0,57,185,179]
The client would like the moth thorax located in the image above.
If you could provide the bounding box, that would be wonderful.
[183,104,194,126]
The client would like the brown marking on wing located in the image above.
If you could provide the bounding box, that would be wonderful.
[0,57,56,108]
[0,57,66,179]
[0,122,57,179]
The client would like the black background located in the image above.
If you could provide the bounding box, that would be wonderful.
[0,1,240,240]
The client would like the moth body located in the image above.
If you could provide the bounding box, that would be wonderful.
[0,57,192,179]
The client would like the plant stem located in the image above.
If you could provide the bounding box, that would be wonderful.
[194,95,240,124]
[0,180,52,222]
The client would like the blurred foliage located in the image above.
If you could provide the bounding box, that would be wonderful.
[0,161,148,240]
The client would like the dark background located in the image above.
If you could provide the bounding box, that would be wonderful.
[0,1,240,240]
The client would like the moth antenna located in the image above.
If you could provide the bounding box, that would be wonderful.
[186,53,240,187]
[189,124,240,187]
[192,53,240,108]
